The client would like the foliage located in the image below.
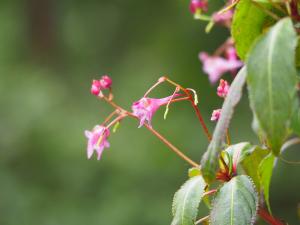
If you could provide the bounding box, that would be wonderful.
[84,0,300,225]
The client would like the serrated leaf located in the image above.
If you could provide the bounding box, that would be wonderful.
[241,147,270,191]
[210,175,258,225]
[201,67,247,183]
[258,153,275,213]
[171,176,206,225]
[232,0,274,60]
[247,18,298,155]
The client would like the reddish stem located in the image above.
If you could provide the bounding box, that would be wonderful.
[202,189,217,197]
[102,110,117,125]
[163,76,212,140]
[258,208,286,225]
[99,95,200,168]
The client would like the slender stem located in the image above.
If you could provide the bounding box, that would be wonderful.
[163,76,212,140]
[258,208,286,225]
[252,1,281,20]
[202,189,217,197]
[106,115,127,129]
[194,14,212,21]
[195,215,210,225]
[285,0,291,15]
[267,0,287,14]
[100,95,200,167]
[220,154,229,173]
[226,129,231,145]
[164,87,180,119]
[102,110,117,125]
[218,0,239,14]
[144,125,200,167]
[167,97,190,104]
[144,78,164,97]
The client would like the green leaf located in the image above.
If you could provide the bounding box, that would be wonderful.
[247,18,298,155]
[241,147,270,191]
[296,37,300,67]
[232,0,273,60]
[210,175,258,225]
[291,97,300,136]
[171,176,206,225]
[201,67,247,183]
[225,142,253,163]
[258,153,275,213]
[188,167,201,178]
[252,0,281,2]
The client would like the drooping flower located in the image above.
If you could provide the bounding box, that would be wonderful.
[189,0,208,14]
[217,79,230,98]
[91,80,101,96]
[100,75,112,89]
[84,125,110,160]
[199,52,243,84]
[132,95,175,127]
[212,10,233,24]
[211,109,221,121]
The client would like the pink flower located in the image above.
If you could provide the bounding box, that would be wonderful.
[132,95,175,127]
[189,0,208,14]
[212,10,233,24]
[211,109,221,121]
[226,46,239,61]
[84,125,110,160]
[91,80,101,96]
[199,52,243,84]
[100,75,112,89]
[217,79,230,98]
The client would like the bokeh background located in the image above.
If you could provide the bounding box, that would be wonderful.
[0,0,299,224]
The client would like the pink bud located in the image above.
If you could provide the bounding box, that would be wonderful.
[211,109,221,121]
[91,80,101,96]
[99,75,112,89]
[189,0,208,14]
[217,79,230,98]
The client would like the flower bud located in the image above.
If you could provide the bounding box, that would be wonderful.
[189,0,208,14]
[211,109,221,121]
[91,80,101,96]
[217,79,230,98]
[100,75,112,89]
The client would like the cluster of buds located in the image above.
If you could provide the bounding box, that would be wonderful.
[91,75,112,96]
[85,75,211,165]
[210,79,230,121]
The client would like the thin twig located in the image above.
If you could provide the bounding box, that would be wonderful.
[202,189,217,197]
[252,1,281,20]
[100,96,200,167]
[163,76,212,140]
[102,110,118,125]
[226,129,231,145]
[195,215,210,225]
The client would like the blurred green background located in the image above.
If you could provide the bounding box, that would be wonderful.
[0,0,299,224]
